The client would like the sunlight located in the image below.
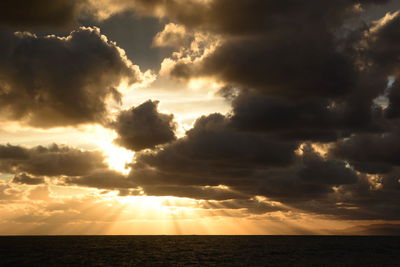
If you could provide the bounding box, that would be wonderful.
[114,195,197,215]
[83,125,134,174]
[188,77,221,91]
[98,141,134,174]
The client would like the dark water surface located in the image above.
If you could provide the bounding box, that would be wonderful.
[0,236,399,266]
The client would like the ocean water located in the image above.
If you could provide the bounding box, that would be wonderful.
[0,236,399,266]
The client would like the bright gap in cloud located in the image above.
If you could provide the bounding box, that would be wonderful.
[87,126,134,174]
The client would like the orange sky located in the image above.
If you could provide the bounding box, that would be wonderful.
[1,0,400,235]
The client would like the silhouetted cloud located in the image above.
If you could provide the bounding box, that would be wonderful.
[0,144,30,160]
[112,100,176,151]
[129,113,298,190]
[128,113,300,200]
[0,0,85,29]
[0,27,144,128]
[76,1,400,220]
[0,144,106,177]
[333,132,400,174]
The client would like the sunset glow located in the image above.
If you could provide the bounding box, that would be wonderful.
[0,0,400,237]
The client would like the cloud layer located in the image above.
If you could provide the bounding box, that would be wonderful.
[104,0,400,221]
[1,0,400,229]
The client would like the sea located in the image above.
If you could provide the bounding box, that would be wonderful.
[0,236,399,266]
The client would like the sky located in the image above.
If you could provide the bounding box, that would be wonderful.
[1,0,400,235]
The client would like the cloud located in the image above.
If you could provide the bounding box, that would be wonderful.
[141,185,247,200]
[77,1,400,220]
[2,0,400,223]
[153,23,188,48]
[385,79,400,118]
[112,100,177,151]
[126,111,399,220]
[0,27,145,128]
[128,113,299,198]
[364,11,400,74]
[87,0,208,22]
[137,1,363,92]
[230,94,344,142]
[65,169,135,190]
[12,173,45,185]
[0,144,106,177]
[299,148,359,186]
[332,132,400,174]
[89,1,391,33]
[0,0,85,29]
[0,143,139,192]
[0,180,22,200]
[150,0,394,145]
[129,113,298,186]
[0,144,30,160]
[199,198,285,215]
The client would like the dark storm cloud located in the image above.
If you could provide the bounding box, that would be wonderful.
[362,1,400,21]
[347,13,400,137]
[360,12,400,119]
[92,0,400,220]
[129,113,298,190]
[93,0,391,35]
[0,144,29,160]
[0,27,143,128]
[124,108,398,219]
[0,0,85,29]
[158,1,368,98]
[332,132,400,174]
[385,79,400,119]
[172,36,356,99]
[154,0,396,138]
[0,144,106,177]
[2,0,400,222]
[245,157,400,220]
[299,149,359,186]
[128,114,352,202]
[129,124,361,209]
[229,90,387,142]
[230,94,341,142]
[323,169,400,220]
[237,146,359,203]
[112,100,176,151]
[364,11,400,75]
[157,0,395,144]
